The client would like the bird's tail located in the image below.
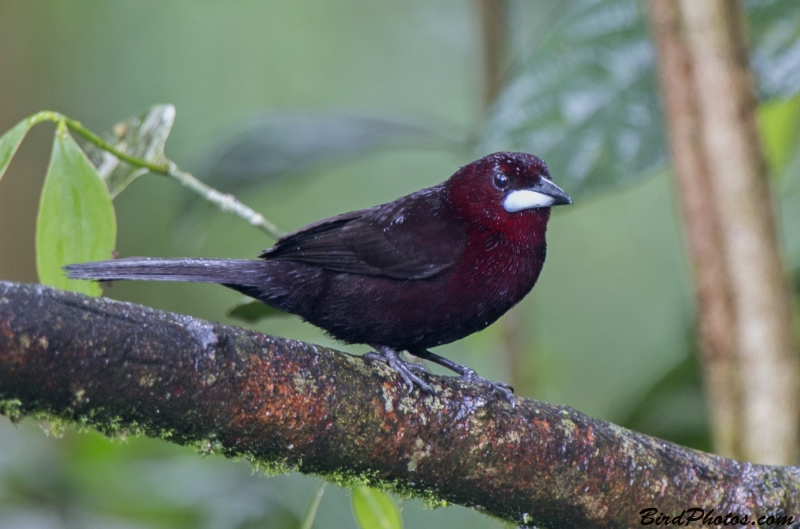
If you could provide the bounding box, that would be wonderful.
[64,257,265,286]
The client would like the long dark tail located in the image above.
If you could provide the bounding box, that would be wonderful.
[64,257,266,286]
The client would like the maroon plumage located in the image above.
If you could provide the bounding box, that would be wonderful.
[66,152,571,400]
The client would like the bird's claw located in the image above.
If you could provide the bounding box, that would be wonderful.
[460,369,516,407]
[365,347,433,394]
[402,359,428,374]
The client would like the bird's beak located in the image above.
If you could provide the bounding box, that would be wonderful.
[503,179,572,212]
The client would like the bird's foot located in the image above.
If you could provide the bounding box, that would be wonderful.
[459,369,515,407]
[401,353,429,374]
[409,348,515,407]
[365,346,433,394]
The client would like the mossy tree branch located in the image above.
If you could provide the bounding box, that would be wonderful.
[0,281,798,528]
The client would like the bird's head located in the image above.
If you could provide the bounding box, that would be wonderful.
[444,152,571,240]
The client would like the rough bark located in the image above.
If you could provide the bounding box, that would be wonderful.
[678,0,800,465]
[648,0,741,459]
[1,282,800,528]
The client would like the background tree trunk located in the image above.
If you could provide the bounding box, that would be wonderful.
[478,0,507,108]
[651,0,800,465]
[649,0,741,460]
[477,0,539,397]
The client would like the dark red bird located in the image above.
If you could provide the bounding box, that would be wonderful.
[66,152,571,401]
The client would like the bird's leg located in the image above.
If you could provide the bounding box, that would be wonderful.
[365,345,433,394]
[409,348,515,406]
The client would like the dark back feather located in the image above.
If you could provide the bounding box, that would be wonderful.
[260,187,468,279]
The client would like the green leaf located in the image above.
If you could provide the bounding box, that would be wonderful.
[227,299,289,322]
[0,117,36,183]
[483,0,800,200]
[36,126,117,296]
[482,0,664,200]
[749,0,800,99]
[758,94,800,172]
[351,487,402,529]
[83,104,176,198]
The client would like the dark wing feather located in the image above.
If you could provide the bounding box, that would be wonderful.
[260,187,467,279]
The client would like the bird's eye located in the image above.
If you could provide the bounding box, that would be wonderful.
[493,173,509,190]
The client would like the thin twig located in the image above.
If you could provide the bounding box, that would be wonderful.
[299,481,328,529]
[164,160,283,237]
[25,111,284,239]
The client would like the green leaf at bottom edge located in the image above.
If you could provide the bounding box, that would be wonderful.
[351,487,403,529]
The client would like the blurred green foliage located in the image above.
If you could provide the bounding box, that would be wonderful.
[483,0,800,200]
[198,110,467,192]
[1,1,800,528]
[228,298,289,323]
[0,117,35,183]
[351,487,403,529]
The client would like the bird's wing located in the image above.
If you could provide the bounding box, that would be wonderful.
[260,188,468,279]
